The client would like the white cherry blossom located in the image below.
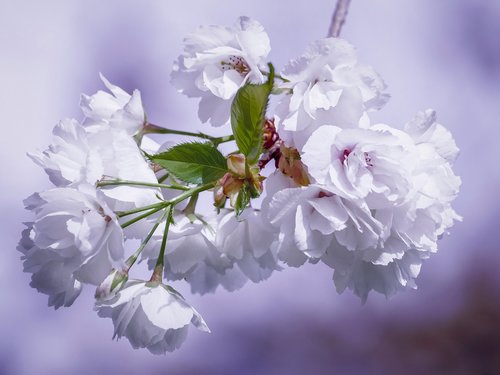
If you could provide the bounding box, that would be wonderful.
[28,118,102,187]
[405,108,460,163]
[302,124,416,208]
[322,239,425,302]
[96,281,210,354]
[141,212,248,295]
[17,16,464,351]
[18,224,82,309]
[275,38,389,149]
[19,184,125,307]
[318,115,461,300]
[261,172,383,266]
[214,209,280,283]
[171,16,271,126]
[28,119,160,212]
[80,74,146,136]
[370,113,461,257]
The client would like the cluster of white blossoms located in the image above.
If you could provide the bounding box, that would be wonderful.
[19,16,461,353]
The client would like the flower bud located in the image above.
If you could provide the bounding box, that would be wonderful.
[278,145,311,186]
[214,154,265,214]
[227,154,247,176]
[213,184,227,209]
[95,268,129,300]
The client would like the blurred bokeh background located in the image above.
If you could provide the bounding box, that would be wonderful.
[1,0,499,374]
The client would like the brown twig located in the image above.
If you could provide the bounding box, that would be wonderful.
[327,0,352,38]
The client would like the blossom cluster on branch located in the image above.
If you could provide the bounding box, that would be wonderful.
[18,16,461,353]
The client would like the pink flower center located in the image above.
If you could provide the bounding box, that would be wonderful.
[342,149,351,162]
[221,56,250,75]
[98,206,112,223]
[364,152,374,167]
[318,191,333,198]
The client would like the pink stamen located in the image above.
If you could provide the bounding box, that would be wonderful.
[220,56,250,75]
[342,149,351,162]
[364,152,373,167]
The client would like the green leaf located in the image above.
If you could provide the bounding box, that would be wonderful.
[148,142,227,185]
[234,185,251,217]
[231,63,275,165]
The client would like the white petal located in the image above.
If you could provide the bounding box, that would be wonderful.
[140,287,193,331]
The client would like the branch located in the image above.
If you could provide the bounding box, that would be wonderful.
[327,0,352,38]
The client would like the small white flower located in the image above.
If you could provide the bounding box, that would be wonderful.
[141,212,248,295]
[96,281,210,354]
[214,209,280,283]
[388,133,461,252]
[28,118,102,187]
[405,108,460,163]
[142,214,219,278]
[185,261,248,295]
[275,38,389,149]
[261,172,383,266]
[29,119,160,212]
[95,268,129,300]
[23,184,125,287]
[80,74,146,136]
[370,113,461,257]
[322,240,425,302]
[171,16,271,126]
[18,224,82,309]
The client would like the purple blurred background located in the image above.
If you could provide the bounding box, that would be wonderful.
[2,0,500,374]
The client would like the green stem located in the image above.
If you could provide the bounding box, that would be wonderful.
[120,206,165,229]
[167,182,215,206]
[274,73,289,83]
[182,193,198,214]
[125,208,170,270]
[157,174,186,190]
[150,206,174,283]
[212,134,235,146]
[182,193,199,222]
[118,183,213,227]
[97,179,189,191]
[116,202,167,218]
[261,69,289,83]
[144,123,234,146]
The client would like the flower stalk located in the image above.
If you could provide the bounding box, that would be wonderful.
[120,206,166,229]
[125,208,171,270]
[150,206,174,283]
[97,178,189,191]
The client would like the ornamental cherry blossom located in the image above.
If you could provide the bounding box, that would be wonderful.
[262,172,383,266]
[19,184,125,307]
[96,281,210,354]
[275,38,389,149]
[18,13,461,354]
[28,118,160,212]
[171,16,271,126]
[141,212,248,295]
[18,224,82,309]
[81,74,146,136]
[214,208,280,283]
[302,124,416,207]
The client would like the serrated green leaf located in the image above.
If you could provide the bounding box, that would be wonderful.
[231,64,274,165]
[149,142,227,185]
